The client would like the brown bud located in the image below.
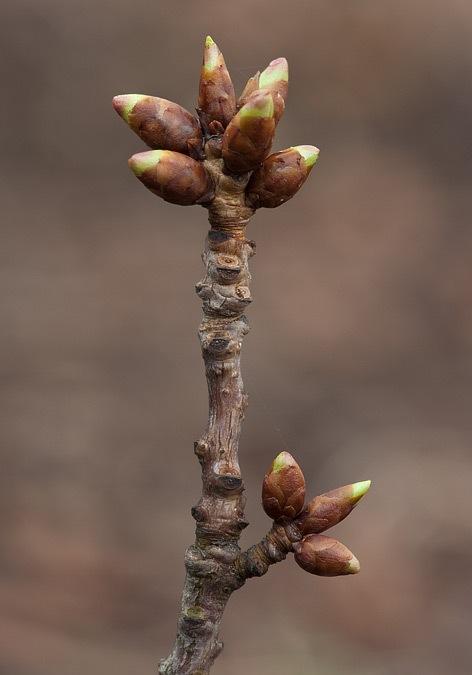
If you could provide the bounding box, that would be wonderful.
[258,57,289,123]
[295,480,371,536]
[198,36,236,132]
[293,534,360,576]
[222,91,276,175]
[238,58,289,123]
[262,451,306,521]
[128,150,213,206]
[246,145,319,208]
[112,95,203,158]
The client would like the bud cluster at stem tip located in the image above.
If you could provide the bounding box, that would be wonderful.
[112,35,320,213]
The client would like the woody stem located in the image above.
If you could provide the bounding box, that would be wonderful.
[159,158,256,674]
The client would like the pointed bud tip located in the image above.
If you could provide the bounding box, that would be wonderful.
[259,57,289,88]
[203,35,221,72]
[351,479,372,502]
[346,556,361,574]
[128,150,165,176]
[112,94,147,122]
[272,451,297,473]
[293,145,320,168]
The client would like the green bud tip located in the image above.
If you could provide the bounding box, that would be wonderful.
[346,556,361,574]
[240,92,274,119]
[259,57,289,89]
[113,94,147,123]
[293,145,320,168]
[203,35,220,72]
[351,480,372,502]
[272,451,296,473]
[128,150,165,177]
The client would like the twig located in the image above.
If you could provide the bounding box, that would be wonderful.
[113,35,371,675]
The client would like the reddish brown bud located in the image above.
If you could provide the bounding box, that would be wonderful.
[222,91,276,175]
[295,480,371,536]
[258,57,288,123]
[237,57,289,123]
[198,36,236,132]
[262,451,306,521]
[128,150,213,206]
[112,94,203,158]
[293,534,360,576]
[246,145,319,208]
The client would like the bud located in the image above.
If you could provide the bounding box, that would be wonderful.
[258,57,289,122]
[246,145,319,208]
[222,91,276,175]
[128,150,213,206]
[113,95,203,158]
[296,480,371,537]
[237,71,260,109]
[198,35,236,131]
[293,534,360,576]
[262,451,306,521]
[237,58,288,123]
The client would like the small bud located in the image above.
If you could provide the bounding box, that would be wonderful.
[296,480,371,536]
[246,145,319,209]
[262,451,306,521]
[258,57,289,122]
[222,91,276,175]
[112,95,203,158]
[237,58,288,122]
[237,71,261,109]
[198,35,236,132]
[128,150,213,206]
[293,534,360,576]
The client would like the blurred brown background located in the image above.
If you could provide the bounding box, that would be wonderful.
[1,1,472,673]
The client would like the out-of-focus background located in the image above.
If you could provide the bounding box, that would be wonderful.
[1,1,472,673]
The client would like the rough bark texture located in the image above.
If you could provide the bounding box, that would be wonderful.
[158,154,294,674]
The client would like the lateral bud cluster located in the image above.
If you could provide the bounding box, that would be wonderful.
[113,36,319,213]
[261,451,370,577]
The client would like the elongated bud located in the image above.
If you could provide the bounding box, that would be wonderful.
[247,145,319,208]
[262,451,306,521]
[237,58,288,123]
[259,57,289,122]
[222,91,276,174]
[198,35,236,132]
[113,95,203,158]
[128,150,213,206]
[293,534,360,576]
[237,71,260,109]
[296,480,371,536]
